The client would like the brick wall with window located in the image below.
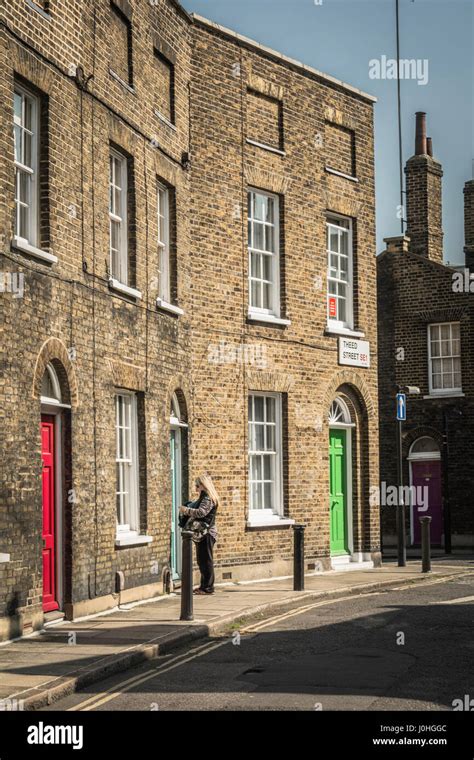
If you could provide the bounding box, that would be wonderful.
[0,0,193,640]
[154,51,174,124]
[325,122,356,177]
[247,89,283,151]
[109,1,133,86]
[378,114,474,548]
[378,242,474,548]
[13,79,51,254]
[0,0,380,639]
[189,17,380,579]
[378,243,474,546]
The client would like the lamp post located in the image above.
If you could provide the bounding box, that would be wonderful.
[396,385,420,567]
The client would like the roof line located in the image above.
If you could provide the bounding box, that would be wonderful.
[378,248,460,273]
[167,0,193,23]
[191,14,377,104]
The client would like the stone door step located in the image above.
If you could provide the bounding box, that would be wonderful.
[43,610,66,626]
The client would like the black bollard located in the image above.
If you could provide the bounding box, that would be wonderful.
[292,524,305,591]
[420,516,432,574]
[180,530,194,620]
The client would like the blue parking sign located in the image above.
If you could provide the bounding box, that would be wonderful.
[396,393,406,421]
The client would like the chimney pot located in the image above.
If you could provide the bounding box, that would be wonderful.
[427,137,433,157]
[415,111,427,156]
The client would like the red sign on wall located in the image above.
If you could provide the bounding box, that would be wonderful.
[329,297,337,318]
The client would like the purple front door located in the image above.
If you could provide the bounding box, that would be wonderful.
[411,460,442,545]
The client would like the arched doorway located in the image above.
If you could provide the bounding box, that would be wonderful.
[408,437,442,545]
[40,362,71,613]
[328,397,355,560]
[170,393,188,580]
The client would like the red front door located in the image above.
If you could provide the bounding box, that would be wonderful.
[41,415,59,612]
[412,460,443,545]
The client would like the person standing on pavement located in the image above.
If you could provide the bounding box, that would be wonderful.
[179,473,219,595]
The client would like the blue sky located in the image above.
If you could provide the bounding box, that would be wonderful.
[181,0,473,263]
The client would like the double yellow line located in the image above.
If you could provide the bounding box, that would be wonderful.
[68,574,472,711]
[68,640,228,711]
[69,592,364,711]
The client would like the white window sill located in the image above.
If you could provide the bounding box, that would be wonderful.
[154,110,177,131]
[109,278,142,300]
[26,0,51,19]
[246,518,295,529]
[12,237,57,264]
[115,534,153,548]
[156,298,184,316]
[325,325,364,338]
[246,138,286,157]
[248,312,291,327]
[0,553,10,563]
[325,166,359,183]
[109,69,135,94]
[423,392,465,400]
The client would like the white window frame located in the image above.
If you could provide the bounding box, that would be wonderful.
[326,215,353,331]
[40,362,62,406]
[157,182,170,302]
[109,149,128,285]
[13,84,39,247]
[428,322,462,395]
[328,397,355,428]
[248,392,283,520]
[248,189,280,318]
[115,391,140,536]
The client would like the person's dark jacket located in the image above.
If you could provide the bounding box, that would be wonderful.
[180,492,218,541]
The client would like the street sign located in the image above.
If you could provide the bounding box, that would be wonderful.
[396,392,406,421]
[338,337,370,368]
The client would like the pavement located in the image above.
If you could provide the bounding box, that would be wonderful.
[1,556,473,711]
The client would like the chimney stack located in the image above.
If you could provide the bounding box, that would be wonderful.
[464,178,474,272]
[384,235,411,254]
[405,112,444,263]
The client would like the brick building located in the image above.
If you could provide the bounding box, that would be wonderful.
[188,16,380,580]
[0,0,380,641]
[378,112,474,550]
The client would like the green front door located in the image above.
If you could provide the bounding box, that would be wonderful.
[329,428,349,555]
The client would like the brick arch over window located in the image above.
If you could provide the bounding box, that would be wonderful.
[32,338,79,407]
[246,369,294,393]
[402,426,443,460]
[170,388,188,423]
[323,370,376,420]
[166,376,191,424]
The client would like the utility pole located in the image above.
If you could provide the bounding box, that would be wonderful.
[395,0,405,234]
